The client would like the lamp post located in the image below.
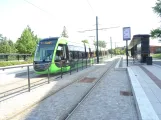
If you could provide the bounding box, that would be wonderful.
[96,16,99,63]
[78,17,120,64]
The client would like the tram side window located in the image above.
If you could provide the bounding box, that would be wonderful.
[55,45,67,62]
[74,51,78,59]
[78,52,82,59]
[69,51,73,60]
[55,46,62,62]
[68,45,74,60]
[81,52,84,59]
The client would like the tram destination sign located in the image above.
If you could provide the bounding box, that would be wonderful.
[123,27,131,40]
[40,41,54,45]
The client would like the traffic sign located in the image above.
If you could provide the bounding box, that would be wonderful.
[123,27,131,40]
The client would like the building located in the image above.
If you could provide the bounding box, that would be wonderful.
[150,45,161,53]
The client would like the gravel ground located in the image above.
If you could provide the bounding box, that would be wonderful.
[68,70,139,120]
[10,58,115,120]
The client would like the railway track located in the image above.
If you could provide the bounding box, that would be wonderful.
[1,57,118,120]
[0,57,100,101]
[64,59,117,120]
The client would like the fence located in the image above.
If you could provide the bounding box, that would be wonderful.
[0,53,32,61]
[0,56,107,100]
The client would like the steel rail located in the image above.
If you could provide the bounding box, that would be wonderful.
[7,57,109,120]
[64,59,117,120]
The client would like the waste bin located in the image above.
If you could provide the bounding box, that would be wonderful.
[146,57,152,65]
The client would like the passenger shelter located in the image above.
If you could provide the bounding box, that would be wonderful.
[128,34,150,63]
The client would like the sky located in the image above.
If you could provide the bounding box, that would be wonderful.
[0,0,161,48]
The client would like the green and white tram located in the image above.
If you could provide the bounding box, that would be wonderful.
[33,37,107,74]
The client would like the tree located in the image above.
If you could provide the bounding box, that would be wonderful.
[8,40,17,53]
[153,0,161,17]
[0,34,16,53]
[0,34,3,40]
[61,26,69,38]
[0,40,10,53]
[151,0,161,39]
[82,40,89,43]
[94,40,107,48]
[16,26,38,54]
[151,28,161,38]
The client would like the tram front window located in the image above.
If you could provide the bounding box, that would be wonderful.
[34,40,57,62]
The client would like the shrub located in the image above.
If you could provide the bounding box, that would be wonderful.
[0,59,33,67]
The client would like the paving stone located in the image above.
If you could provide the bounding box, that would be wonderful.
[144,88,160,103]
[9,58,117,120]
[152,102,161,115]
[68,70,138,120]
[158,114,161,120]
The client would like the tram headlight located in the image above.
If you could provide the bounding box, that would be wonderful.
[34,62,51,71]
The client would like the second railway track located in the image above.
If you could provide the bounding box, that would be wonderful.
[1,57,119,120]
[64,59,117,120]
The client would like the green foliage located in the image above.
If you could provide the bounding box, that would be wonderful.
[151,0,161,39]
[0,40,11,53]
[94,40,107,48]
[82,40,89,43]
[152,53,161,59]
[0,34,3,40]
[16,26,38,55]
[153,0,161,17]
[110,47,125,55]
[0,35,17,53]
[150,28,161,38]
[61,26,69,38]
[0,59,33,67]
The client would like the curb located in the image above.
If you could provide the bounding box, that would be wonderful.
[153,64,161,69]
[114,57,127,71]
[127,67,159,120]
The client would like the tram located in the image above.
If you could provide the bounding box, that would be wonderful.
[33,37,108,74]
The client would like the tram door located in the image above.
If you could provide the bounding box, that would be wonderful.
[55,44,69,62]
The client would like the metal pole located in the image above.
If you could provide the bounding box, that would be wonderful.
[61,61,63,78]
[70,61,71,75]
[86,58,87,68]
[47,68,50,84]
[77,60,78,72]
[82,58,83,70]
[126,40,128,66]
[110,37,112,58]
[27,66,30,92]
[115,42,116,56]
[96,16,99,64]
[133,39,134,64]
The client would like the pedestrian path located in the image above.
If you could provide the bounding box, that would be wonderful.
[121,56,161,120]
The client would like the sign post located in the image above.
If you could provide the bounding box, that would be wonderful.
[123,27,131,67]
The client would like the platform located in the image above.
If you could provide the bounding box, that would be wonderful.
[1,56,161,120]
[121,56,161,120]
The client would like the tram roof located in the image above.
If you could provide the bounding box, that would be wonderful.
[128,34,150,49]
[40,37,59,41]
